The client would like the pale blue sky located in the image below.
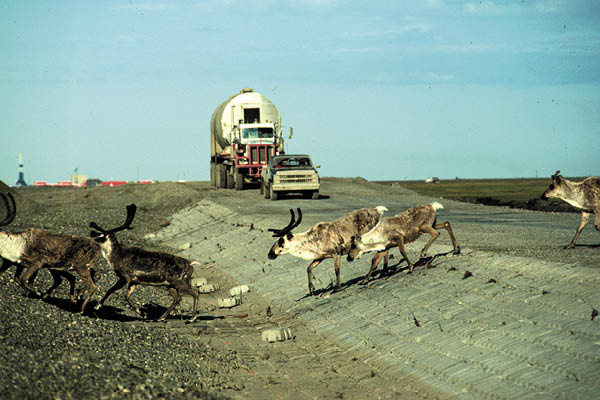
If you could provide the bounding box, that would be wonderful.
[1,0,599,184]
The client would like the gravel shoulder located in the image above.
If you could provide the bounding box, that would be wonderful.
[1,178,599,399]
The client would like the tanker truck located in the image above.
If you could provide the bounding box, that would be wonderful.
[210,88,288,190]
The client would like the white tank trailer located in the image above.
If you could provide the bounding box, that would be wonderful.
[210,88,289,189]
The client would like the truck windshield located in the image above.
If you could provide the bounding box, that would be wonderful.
[273,157,312,168]
[242,127,274,140]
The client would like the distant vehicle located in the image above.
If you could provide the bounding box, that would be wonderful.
[210,88,290,190]
[425,177,440,184]
[260,154,320,200]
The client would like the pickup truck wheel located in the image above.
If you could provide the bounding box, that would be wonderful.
[270,185,278,200]
[312,190,319,200]
[264,182,271,199]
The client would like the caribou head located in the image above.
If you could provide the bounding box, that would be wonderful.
[541,170,564,200]
[267,208,302,259]
[90,204,137,245]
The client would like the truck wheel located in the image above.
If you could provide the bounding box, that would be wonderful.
[216,164,227,188]
[210,163,216,187]
[264,182,271,199]
[312,190,319,200]
[226,170,234,189]
[235,169,244,190]
[270,185,278,201]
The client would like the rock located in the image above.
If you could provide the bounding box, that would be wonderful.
[191,277,208,287]
[197,283,220,293]
[229,284,249,297]
[217,297,242,308]
[261,327,294,342]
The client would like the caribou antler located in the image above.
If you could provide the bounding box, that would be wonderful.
[268,208,302,237]
[0,192,16,227]
[90,204,137,235]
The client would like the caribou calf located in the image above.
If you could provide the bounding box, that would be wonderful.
[267,206,387,294]
[541,170,600,248]
[0,192,101,312]
[347,202,460,283]
[90,204,201,322]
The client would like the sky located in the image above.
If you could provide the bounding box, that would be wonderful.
[1,0,599,185]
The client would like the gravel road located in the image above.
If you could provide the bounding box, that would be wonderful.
[1,178,599,399]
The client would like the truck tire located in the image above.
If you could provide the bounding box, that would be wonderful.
[235,169,244,190]
[263,182,270,199]
[226,169,234,189]
[216,164,227,188]
[312,190,319,200]
[210,163,216,187]
[270,185,278,201]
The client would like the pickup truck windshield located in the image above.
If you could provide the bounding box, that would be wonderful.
[273,157,312,168]
[242,127,274,140]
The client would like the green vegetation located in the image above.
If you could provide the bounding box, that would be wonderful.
[377,178,577,212]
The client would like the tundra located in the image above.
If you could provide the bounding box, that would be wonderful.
[541,171,600,248]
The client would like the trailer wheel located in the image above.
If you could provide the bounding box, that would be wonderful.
[263,182,270,199]
[235,169,244,190]
[216,164,227,188]
[270,185,278,201]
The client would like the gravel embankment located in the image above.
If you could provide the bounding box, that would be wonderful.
[0,181,242,399]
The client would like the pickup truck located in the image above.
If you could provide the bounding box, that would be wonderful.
[260,154,320,200]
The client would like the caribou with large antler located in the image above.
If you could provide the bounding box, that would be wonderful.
[90,204,201,322]
[267,206,388,294]
[541,170,600,248]
[0,192,102,312]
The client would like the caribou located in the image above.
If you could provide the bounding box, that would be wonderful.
[541,170,600,248]
[90,204,201,322]
[347,202,461,282]
[0,192,102,312]
[267,206,388,294]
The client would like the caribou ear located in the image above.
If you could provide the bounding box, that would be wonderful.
[286,233,294,240]
[552,170,562,183]
[90,230,102,238]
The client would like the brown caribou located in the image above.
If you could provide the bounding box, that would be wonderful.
[0,192,101,312]
[347,202,461,283]
[90,204,201,322]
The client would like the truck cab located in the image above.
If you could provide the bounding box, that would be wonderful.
[260,154,320,200]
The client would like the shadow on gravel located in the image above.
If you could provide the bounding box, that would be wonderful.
[41,296,141,322]
[573,243,600,248]
[42,299,224,323]
[295,250,458,301]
